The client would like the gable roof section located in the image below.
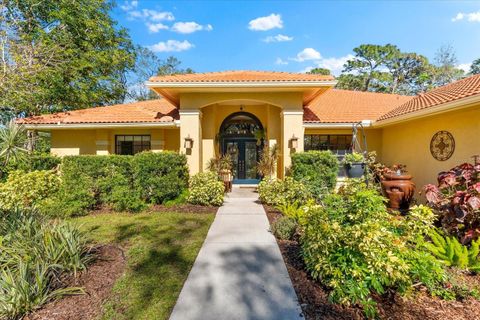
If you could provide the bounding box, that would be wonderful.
[378,74,480,121]
[148,70,335,83]
[17,99,178,126]
[304,89,412,123]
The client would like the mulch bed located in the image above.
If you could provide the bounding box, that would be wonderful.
[264,205,480,320]
[25,245,126,320]
[149,204,218,214]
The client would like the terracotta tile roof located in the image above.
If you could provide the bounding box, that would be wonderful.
[149,70,335,83]
[378,74,480,121]
[18,99,178,125]
[304,89,413,123]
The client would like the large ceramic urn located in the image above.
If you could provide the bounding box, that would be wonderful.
[381,173,415,211]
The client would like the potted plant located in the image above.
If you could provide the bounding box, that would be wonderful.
[343,152,365,178]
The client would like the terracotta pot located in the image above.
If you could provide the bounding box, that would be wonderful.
[381,173,415,211]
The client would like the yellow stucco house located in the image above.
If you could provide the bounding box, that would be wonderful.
[19,71,480,189]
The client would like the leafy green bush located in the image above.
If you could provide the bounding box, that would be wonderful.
[424,229,480,272]
[187,172,224,206]
[301,183,445,317]
[258,177,312,207]
[132,152,189,204]
[0,170,60,211]
[291,151,338,200]
[271,216,297,240]
[20,153,61,172]
[0,208,91,319]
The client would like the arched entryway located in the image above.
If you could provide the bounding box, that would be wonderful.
[219,112,264,183]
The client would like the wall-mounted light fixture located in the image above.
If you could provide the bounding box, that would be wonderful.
[290,134,298,149]
[184,135,194,149]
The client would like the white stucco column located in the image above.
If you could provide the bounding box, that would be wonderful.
[281,110,304,173]
[179,109,202,175]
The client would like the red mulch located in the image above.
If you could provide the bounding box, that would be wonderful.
[264,205,480,320]
[25,245,126,320]
[90,204,218,215]
[149,204,218,214]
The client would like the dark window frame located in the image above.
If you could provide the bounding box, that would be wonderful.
[115,135,151,155]
[304,134,353,154]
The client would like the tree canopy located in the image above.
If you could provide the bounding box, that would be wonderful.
[336,44,465,95]
[0,0,136,117]
[307,67,331,75]
[470,58,480,75]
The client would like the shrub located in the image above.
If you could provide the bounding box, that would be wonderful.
[0,170,60,211]
[20,153,61,172]
[301,182,445,317]
[258,177,312,207]
[424,229,480,272]
[0,208,91,319]
[271,216,297,240]
[424,162,480,243]
[291,151,338,200]
[132,152,189,204]
[187,172,224,206]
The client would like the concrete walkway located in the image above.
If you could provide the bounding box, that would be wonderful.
[170,187,303,320]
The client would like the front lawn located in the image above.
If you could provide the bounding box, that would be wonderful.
[74,212,214,320]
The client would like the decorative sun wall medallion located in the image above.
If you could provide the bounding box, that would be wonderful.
[430,131,455,161]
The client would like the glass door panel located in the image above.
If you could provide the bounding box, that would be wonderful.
[244,141,257,179]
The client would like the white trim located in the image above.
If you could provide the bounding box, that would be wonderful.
[303,120,374,129]
[374,94,480,127]
[179,110,201,116]
[282,111,304,116]
[95,140,109,146]
[145,80,338,88]
[23,122,177,130]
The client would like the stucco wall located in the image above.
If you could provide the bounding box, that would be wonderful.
[50,128,180,156]
[380,104,480,192]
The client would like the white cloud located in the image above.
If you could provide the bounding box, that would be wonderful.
[171,22,213,34]
[457,63,471,73]
[127,9,175,22]
[452,11,480,22]
[147,22,169,33]
[248,13,283,31]
[149,40,194,52]
[263,34,293,43]
[275,58,288,65]
[291,48,321,62]
[316,54,355,75]
[120,0,138,11]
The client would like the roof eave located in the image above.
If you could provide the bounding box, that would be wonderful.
[374,94,480,128]
[145,80,338,88]
[303,120,373,129]
[22,121,179,130]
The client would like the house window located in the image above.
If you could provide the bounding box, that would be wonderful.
[304,134,353,155]
[115,135,151,155]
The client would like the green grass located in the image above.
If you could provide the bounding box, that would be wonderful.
[72,212,214,320]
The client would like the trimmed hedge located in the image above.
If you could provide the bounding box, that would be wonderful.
[51,152,188,216]
[291,151,338,199]
[132,151,189,204]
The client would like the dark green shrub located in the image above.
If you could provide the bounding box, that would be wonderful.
[132,152,189,204]
[21,153,61,171]
[258,177,312,206]
[271,216,297,240]
[187,172,224,206]
[291,151,338,199]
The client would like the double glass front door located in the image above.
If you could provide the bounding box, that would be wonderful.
[224,139,258,182]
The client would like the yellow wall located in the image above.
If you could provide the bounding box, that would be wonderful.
[50,128,180,156]
[381,104,480,193]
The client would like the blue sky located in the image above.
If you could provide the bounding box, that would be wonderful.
[113,1,480,75]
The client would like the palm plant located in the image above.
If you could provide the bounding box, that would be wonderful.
[257,144,279,178]
[0,119,28,167]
